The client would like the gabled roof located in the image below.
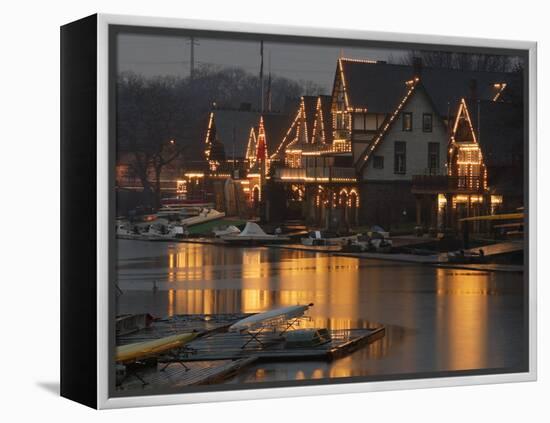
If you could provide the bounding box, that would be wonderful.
[465,98,523,169]
[272,94,336,159]
[270,116,298,160]
[451,99,478,144]
[337,59,411,112]
[318,95,334,144]
[286,96,318,150]
[245,127,258,162]
[452,98,524,196]
[356,78,421,171]
[261,113,295,157]
[205,109,261,159]
[337,58,521,116]
[303,96,318,144]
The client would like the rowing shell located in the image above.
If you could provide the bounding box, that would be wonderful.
[116,332,197,364]
[229,304,314,333]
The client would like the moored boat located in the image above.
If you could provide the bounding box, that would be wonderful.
[212,225,241,237]
[180,208,225,227]
[447,249,486,263]
[301,230,357,247]
[221,222,290,245]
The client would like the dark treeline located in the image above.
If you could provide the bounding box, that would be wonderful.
[399,50,522,72]
[116,64,322,208]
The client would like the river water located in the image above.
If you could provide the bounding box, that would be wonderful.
[116,239,525,383]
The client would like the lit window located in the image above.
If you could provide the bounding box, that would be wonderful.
[402,112,412,131]
[423,113,433,132]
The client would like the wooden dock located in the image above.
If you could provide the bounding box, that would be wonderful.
[267,243,343,253]
[462,241,523,257]
[167,327,385,362]
[115,313,386,390]
[116,357,258,391]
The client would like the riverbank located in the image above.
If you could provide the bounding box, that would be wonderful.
[267,240,524,273]
[116,235,524,273]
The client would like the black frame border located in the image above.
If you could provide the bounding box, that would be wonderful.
[60,14,98,409]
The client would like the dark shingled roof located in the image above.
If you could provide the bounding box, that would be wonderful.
[465,98,524,196]
[466,99,524,168]
[303,96,318,144]
[318,95,334,144]
[261,113,295,157]
[339,59,521,116]
[207,109,260,159]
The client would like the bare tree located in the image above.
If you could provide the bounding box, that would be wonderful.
[117,73,188,208]
[116,67,320,209]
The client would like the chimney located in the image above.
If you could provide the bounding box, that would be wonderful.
[413,57,422,77]
[469,79,478,100]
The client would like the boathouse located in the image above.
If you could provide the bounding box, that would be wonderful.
[265,58,522,230]
[411,96,524,232]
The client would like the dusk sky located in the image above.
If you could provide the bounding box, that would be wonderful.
[117,33,408,93]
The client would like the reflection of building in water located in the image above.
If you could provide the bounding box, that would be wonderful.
[166,288,242,316]
[164,251,374,331]
[241,248,275,313]
[435,268,489,370]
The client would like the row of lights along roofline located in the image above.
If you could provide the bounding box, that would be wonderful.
[271,94,331,161]
[362,77,420,164]
[269,58,382,162]
[286,97,309,150]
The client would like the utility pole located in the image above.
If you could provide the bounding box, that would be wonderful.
[266,50,272,112]
[232,125,236,172]
[189,36,199,79]
[259,40,264,113]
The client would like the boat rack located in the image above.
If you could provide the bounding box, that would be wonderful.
[115,313,385,391]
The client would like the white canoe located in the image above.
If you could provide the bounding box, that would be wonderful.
[229,303,314,333]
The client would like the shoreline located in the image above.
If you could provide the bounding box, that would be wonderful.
[117,237,524,273]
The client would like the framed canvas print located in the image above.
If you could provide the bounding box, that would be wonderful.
[60,14,537,409]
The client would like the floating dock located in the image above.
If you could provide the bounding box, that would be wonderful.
[167,327,385,362]
[117,357,258,391]
[115,313,385,390]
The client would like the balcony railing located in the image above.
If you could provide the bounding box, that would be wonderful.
[275,166,357,183]
[300,140,352,154]
[412,175,486,194]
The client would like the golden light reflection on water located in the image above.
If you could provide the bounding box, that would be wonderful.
[435,268,489,370]
[164,245,365,330]
[119,240,524,380]
[246,364,353,382]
